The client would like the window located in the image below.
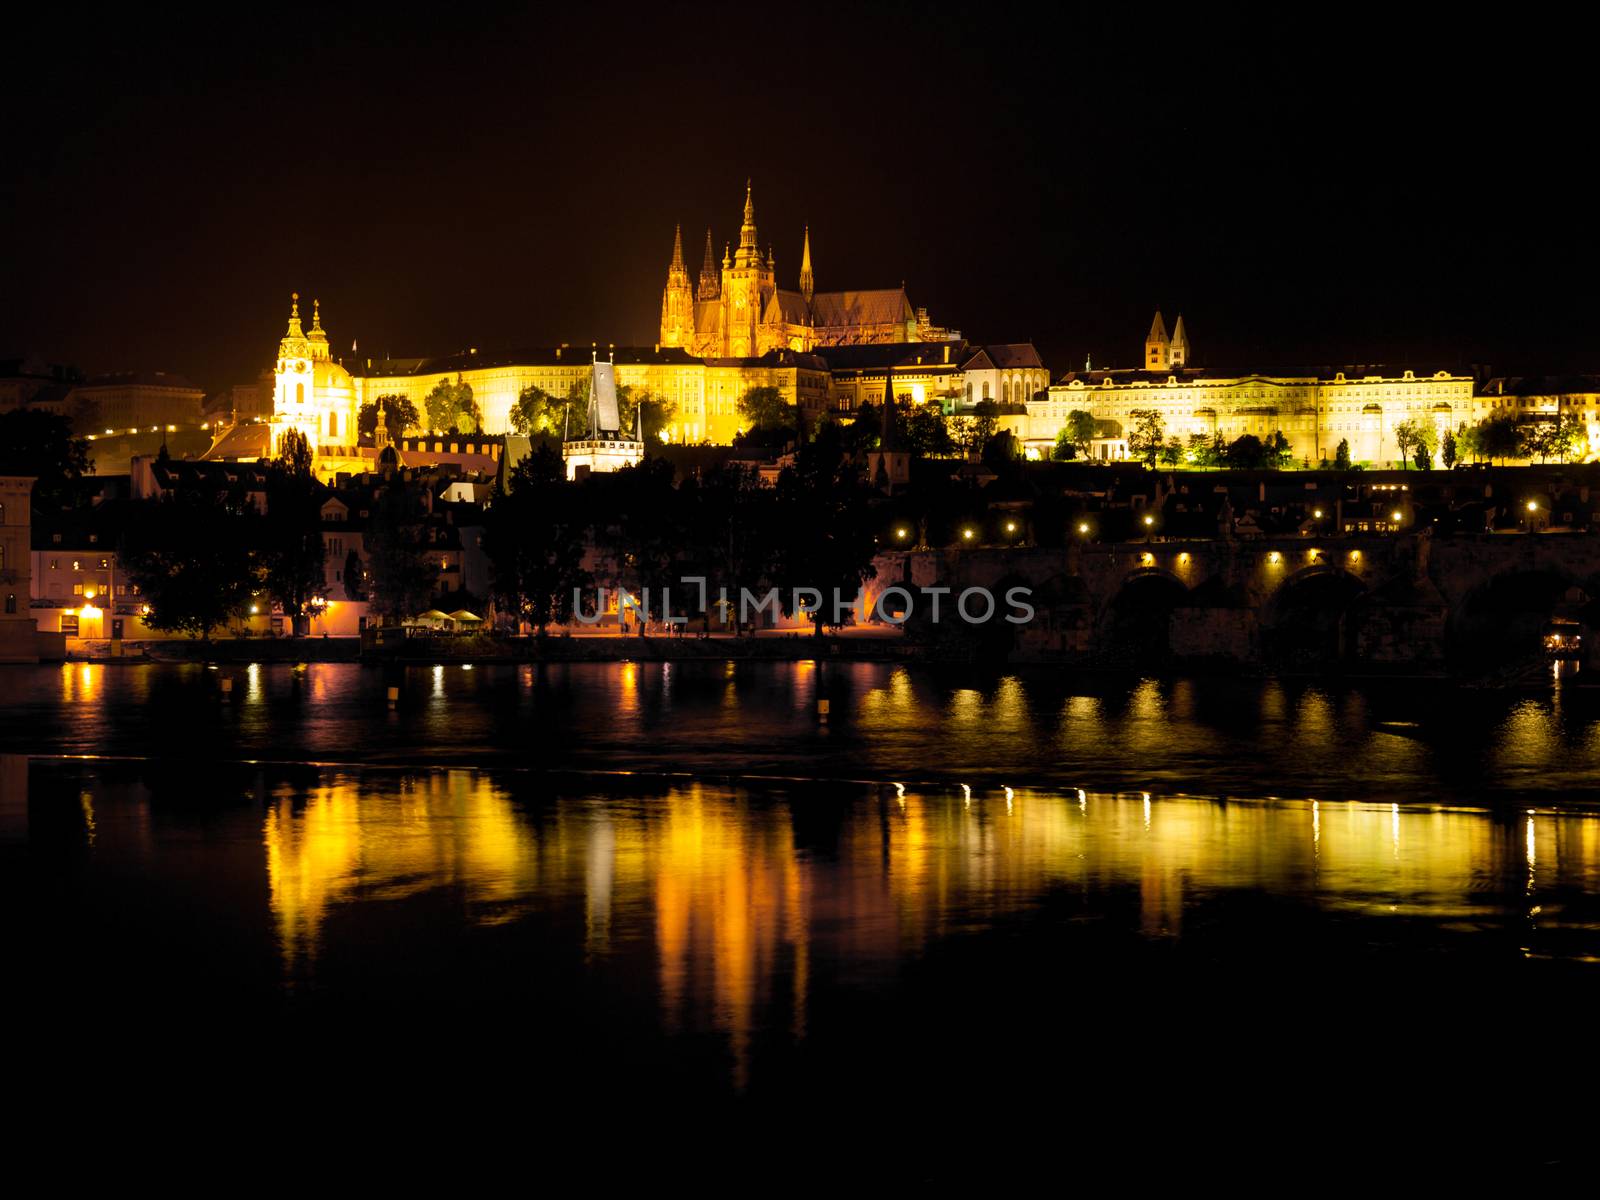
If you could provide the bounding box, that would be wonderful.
[73,584,83,596]
[4,594,13,614]
[60,613,78,636]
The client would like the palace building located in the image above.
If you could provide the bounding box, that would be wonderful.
[659,182,959,357]
[1026,313,1478,465]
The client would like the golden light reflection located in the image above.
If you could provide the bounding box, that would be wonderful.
[253,772,1600,1088]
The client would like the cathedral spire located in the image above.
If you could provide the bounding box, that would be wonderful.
[698,228,719,300]
[285,292,304,339]
[799,226,814,303]
[704,228,723,299]
[736,178,759,264]
[669,223,686,272]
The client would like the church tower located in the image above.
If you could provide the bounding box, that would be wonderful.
[799,226,814,304]
[722,180,774,357]
[697,228,719,301]
[1170,314,1189,367]
[659,224,696,348]
[1145,310,1171,371]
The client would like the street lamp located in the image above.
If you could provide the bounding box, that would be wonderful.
[1077,522,1090,535]
[961,528,975,542]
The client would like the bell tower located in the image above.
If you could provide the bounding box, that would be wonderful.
[659,225,696,348]
[1145,310,1171,371]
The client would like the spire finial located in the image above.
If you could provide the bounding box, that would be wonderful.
[311,298,324,333]
[738,179,758,259]
[800,226,814,303]
[669,223,685,271]
[284,292,305,339]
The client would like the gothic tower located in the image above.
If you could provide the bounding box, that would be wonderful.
[1170,314,1189,367]
[1145,310,1171,371]
[659,224,696,348]
[721,180,774,357]
[697,228,719,301]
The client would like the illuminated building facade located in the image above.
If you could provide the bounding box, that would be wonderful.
[659,182,960,358]
[1027,312,1476,464]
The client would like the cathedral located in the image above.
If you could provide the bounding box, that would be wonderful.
[660,182,958,358]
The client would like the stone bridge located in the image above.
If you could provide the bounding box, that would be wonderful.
[873,533,1600,670]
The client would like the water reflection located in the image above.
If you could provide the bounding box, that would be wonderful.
[229,767,1600,1082]
[19,661,1600,803]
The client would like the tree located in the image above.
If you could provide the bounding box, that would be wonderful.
[507,385,566,437]
[982,429,1023,466]
[423,375,481,433]
[771,422,879,636]
[1158,436,1184,466]
[1066,410,1097,457]
[342,548,367,601]
[357,395,420,442]
[1553,412,1587,462]
[1263,430,1293,469]
[1051,428,1077,461]
[1392,418,1419,469]
[365,474,439,621]
[1441,428,1457,469]
[951,400,1000,458]
[1334,438,1351,470]
[119,490,261,641]
[1225,434,1265,469]
[618,385,668,442]
[902,401,955,458]
[680,462,776,634]
[1189,431,1224,467]
[261,428,326,634]
[485,445,590,635]
[1479,416,1521,465]
[737,386,793,433]
[0,407,93,508]
[1127,409,1164,466]
[589,456,683,634]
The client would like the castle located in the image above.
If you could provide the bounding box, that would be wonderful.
[659,181,958,358]
[1025,312,1482,465]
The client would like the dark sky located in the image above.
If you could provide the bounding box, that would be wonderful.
[2,4,1589,392]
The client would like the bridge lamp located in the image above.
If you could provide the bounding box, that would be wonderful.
[1179,552,1190,565]
[1349,550,1361,562]
[1391,510,1403,522]
[1004,521,1017,534]
[1313,508,1324,519]
[250,604,260,614]
[895,527,909,541]
[962,528,975,541]
[1268,551,1282,565]
[1078,522,1091,535]
[1142,514,1155,527]
[1308,550,1320,562]
[1141,552,1154,565]
[1526,500,1539,512]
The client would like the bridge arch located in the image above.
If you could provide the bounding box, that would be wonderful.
[1262,565,1368,665]
[1447,567,1600,670]
[1102,568,1189,660]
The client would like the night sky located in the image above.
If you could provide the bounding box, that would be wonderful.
[2,5,1586,392]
